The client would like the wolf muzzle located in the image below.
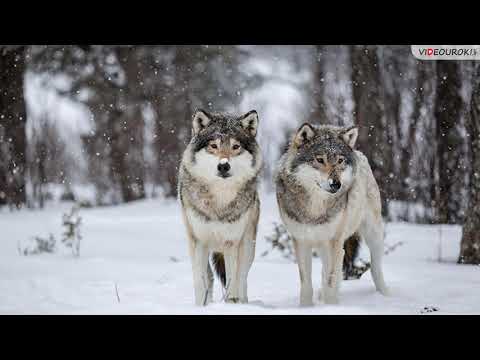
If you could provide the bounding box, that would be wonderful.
[217,158,231,178]
[328,177,341,193]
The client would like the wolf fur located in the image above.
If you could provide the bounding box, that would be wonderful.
[275,123,389,306]
[343,233,361,279]
[178,109,262,305]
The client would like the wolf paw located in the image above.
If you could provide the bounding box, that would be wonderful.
[299,299,314,307]
[300,288,313,307]
[378,286,390,296]
[324,295,339,305]
[322,288,339,304]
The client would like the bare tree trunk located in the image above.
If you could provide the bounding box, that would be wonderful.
[308,45,327,125]
[36,140,47,208]
[434,61,463,224]
[0,46,26,209]
[113,46,146,203]
[377,46,406,206]
[109,107,145,203]
[350,45,390,216]
[154,46,191,198]
[459,65,480,264]
[404,61,428,201]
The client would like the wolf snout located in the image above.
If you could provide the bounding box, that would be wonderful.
[217,161,231,178]
[328,178,341,193]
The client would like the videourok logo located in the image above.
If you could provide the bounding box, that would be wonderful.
[411,45,480,60]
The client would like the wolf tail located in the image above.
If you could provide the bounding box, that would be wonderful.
[343,233,362,280]
[211,252,226,288]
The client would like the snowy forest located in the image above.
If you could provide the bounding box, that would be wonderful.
[1,45,479,314]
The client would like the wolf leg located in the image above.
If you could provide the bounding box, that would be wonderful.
[294,239,313,307]
[361,220,389,295]
[191,242,211,306]
[238,202,259,304]
[224,244,241,303]
[342,233,361,279]
[316,245,328,301]
[237,237,255,304]
[323,240,345,304]
[184,214,212,306]
[206,260,214,303]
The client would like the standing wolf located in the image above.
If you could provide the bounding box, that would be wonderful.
[275,123,389,306]
[178,109,262,305]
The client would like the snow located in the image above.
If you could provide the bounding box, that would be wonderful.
[1,192,479,314]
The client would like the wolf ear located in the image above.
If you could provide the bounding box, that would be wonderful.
[293,123,315,148]
[192,109,211,135]
[239,110,259,137]
[341,126,359,149]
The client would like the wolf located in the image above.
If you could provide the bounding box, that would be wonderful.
[275,123,389,306]
[178,109,262,306]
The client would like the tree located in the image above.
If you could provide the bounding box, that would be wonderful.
[26,45,250,202]
[408,60,437,222]
[434,61,465,224]
[29,45,147,204]
[378,46,416,206]
[458,63,480,264]
[308,45,327,125]
[109,46,146,202]
[0,45,27,209]
[146,45,247,197]
[350,45,391,216]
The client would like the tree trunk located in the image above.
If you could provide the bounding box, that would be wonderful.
[0,46,26,209]
[154,46,190,198]
[36,140,47,208]
[350,45,390,216]
[113,46,146,203]
[458,65,480,264]
[377,46,407,206]
[434,61,463,224]
[403,61,428,204]
[308,45,327,125]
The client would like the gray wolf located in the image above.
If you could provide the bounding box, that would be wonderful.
[275,123,389,306]
[178,109,262,305]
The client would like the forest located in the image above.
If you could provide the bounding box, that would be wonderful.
[1,45,479,265]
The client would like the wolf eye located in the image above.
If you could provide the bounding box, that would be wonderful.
[232,144,240,150]
[210,143,218,149]
[316,156,325,164]
[338,158,344,164]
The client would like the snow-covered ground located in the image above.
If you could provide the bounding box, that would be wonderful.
[1,193,479,314]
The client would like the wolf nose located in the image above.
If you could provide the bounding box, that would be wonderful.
[329,179,341,193]
[217,162,231,174]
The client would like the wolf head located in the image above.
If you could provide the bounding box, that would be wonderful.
[287,123,358,195]
[185,109,262,184]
